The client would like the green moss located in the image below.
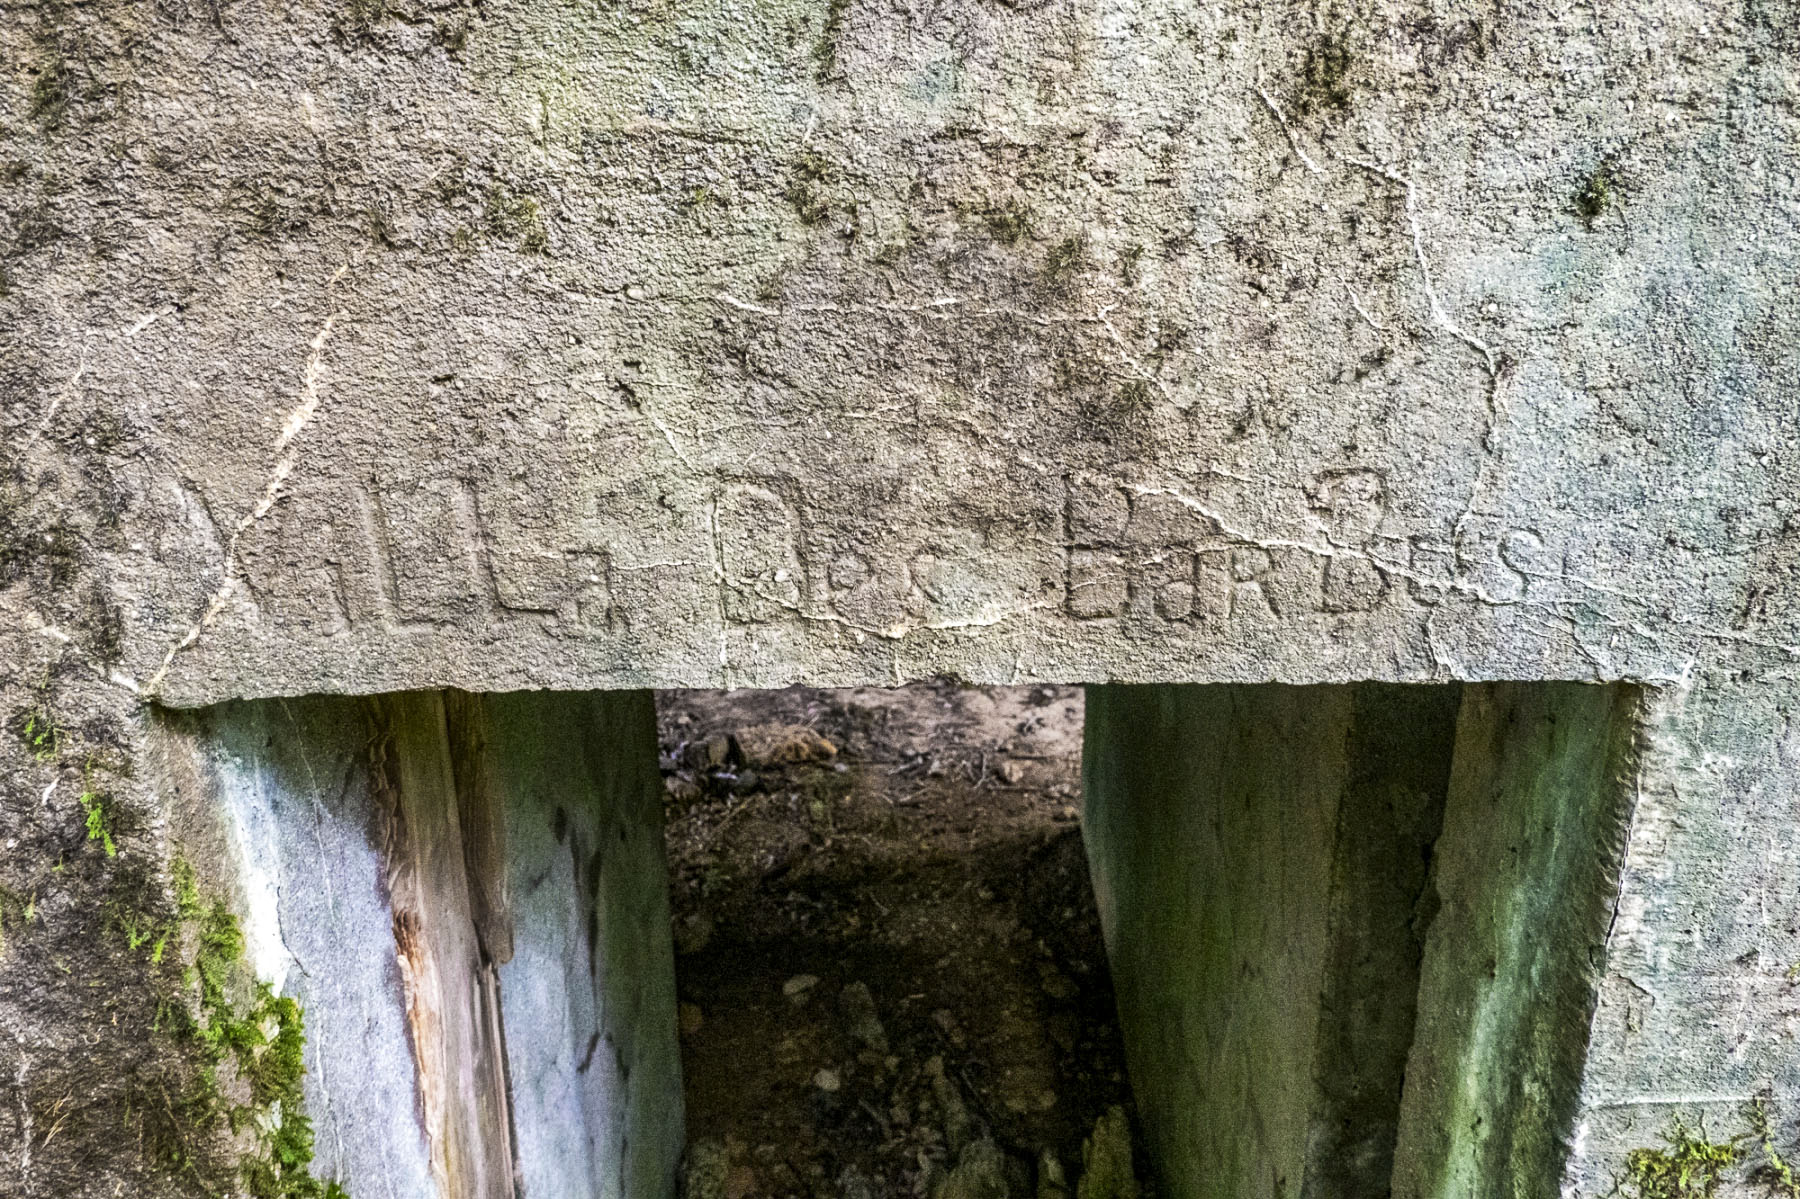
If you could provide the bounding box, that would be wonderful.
[1045,234,1088,279]
[337,0,384,42]
[433,17,468,54]
[30,51,68,129]
[814,0,850,80]
[784,151,834,225]
[1622,1120,1741,1198]
[1576,161,1617,228]
[0,885,37,959]
[79,775,117,857]
[1116,379,1153,412]
[1300,32,1353,112]
[981,197,1033,245]
[364,204,396,249]
[14,669,72,763]
[483,186,548,253]
[683,183,722,217]
[1118,242,1145,286]
[137,859,349,1198]
[1748,1098,1800,1198]
[18,706,65,762]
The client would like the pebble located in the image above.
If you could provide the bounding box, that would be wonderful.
[839,981,889,1053]
[932,1008,968,1049]
[812,1067,842,1093]
[724,1165,757,1199]
[926,1056,974,1154]
[674,912,714,956]
[1075,1107,1139,1199]
[1038,1150,1070,1199]
[734,722,838,767]
[783,974,820,1003]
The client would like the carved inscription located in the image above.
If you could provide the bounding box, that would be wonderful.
[716,483,805,624]
[1061,471,1554,624]
[1064,476,1324,625]
[230,467,1560,644]
[237,477,618,636]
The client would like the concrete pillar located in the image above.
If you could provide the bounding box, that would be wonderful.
[1081,682,1638,1199]
[152,688,682,1199]
[1559,678,1800,1195]
[1079,682,1461,1199]
[1389,683,1638,1199]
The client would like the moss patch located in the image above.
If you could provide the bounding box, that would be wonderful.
[78,775,117,857]
[129,859,349,1199]
[1045,234,1088,279]
[483,185,548,253]
[980,197,1034,245]
[1298,31,1353,113]
[1576,161,1618,228]
[1622,1120,1741,1198]
[29,50,70,129]
[784,151,834,226]
[814,0,850,80]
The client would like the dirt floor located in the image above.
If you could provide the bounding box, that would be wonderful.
[656,681,1148,1199]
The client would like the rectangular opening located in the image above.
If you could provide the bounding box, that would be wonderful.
[160,679,1637,1199]
[656,681,1144,1198]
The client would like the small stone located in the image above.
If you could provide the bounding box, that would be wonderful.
[679,1002,705,1036]
[1060,806,1080,822]
[1075,1107,1139,1199]
[840,1165,877,1199]
[932,1008,968,1049]
[681,1140,731,1199]
[1037,1150,1070,1199]
[683,734,734,771]
[724,1165,757,1199]
[783,974,820,1002]
[934,1138,1021,1199]
[839,981,889,1053]
[734,722,838,767]
[674,912,714,956]
[665,775,701,803]
[926,1055,974,1155]
[997,759,1027,784]
[813,1067,842,1092]
[1039,967,1078,1001]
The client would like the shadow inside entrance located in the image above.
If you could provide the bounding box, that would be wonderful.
[658,682,1146,1198]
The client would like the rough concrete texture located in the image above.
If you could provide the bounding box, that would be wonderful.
[1081,682,1464,1199]
[4,0,1799,703]
[1389,682,1637,1199]
[148,690,682,1199]
[4,0,1800,1193]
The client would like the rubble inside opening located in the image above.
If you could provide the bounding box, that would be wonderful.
[655,681,1149,1199]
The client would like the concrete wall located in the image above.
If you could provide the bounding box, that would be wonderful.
[3,1,1796,704]
[151,689,683,1199]
[4,0,1800,1191]
[1082,682,1640,1199]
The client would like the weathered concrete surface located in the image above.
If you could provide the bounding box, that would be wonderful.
[1080,682,1462,1199]
[149,689,682,1199]
[1561,679,1800,1198]
[1390,682,1637,1199]
[4,0,1800,1194]
[3,1,1799,703]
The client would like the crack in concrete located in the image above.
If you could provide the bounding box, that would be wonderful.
[144,269,349,696]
